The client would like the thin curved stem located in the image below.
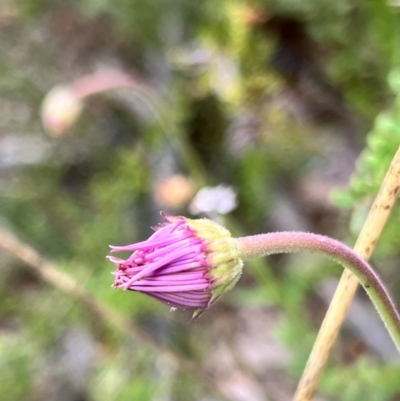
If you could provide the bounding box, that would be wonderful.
[237,232,400,352]
[70,70,208,187]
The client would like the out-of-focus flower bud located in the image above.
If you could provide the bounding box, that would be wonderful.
[41,85,83,136]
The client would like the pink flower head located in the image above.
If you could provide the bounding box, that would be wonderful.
[108,214,243,317]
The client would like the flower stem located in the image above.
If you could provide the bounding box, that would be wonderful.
[237,232,400,352]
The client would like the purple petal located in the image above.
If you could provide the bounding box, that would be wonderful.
[125,283,210,292]
[146,292,210,308]
[110,230,193,253]
[146,272,205,281]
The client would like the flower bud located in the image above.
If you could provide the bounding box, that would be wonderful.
[108,214,243,317]
[41,85,83,136]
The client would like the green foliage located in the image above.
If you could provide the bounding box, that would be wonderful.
[322,359,400,401]
[334,92,400,208]
[0,332,34,401]
[91,356,157,401]
[80,0,199,47]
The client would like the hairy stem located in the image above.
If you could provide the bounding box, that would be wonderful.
[237,232,400,352]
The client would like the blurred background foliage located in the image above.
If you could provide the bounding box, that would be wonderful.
[1,0,400,400]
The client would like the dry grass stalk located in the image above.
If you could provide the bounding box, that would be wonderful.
[293,146,400,401]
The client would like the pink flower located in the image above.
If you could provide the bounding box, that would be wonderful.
[108,214,243,316]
